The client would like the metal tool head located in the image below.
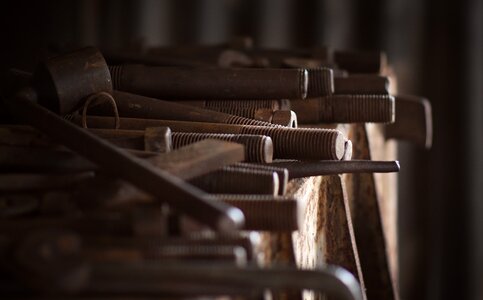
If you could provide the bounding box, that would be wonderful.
[385,95,433,149]
[33,47,112,115]
[271,110,298,127]
[144,127,172,153]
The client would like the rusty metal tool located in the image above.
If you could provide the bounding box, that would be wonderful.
[141,47,333,96]
[190,167,280,195]
[385,95,433,149]
[246,59,335,96]
[175,99,295,126]
[200,107,296,127]
[76,194,299,231]
[3,47,244,232]
[4,71,285,136]
[145,139,245,180]
[89,177,284,213]
[0,123,170,154]
[88,90,283,127]
[0,140,245,213]
[85,127,171,153]
[257,109,297,127]
[88,125,172,153]
[238,108,296,127]
[267,160,400,179]
[62,184,295,232]
[75,116,349,160]
[11,71,283,127]
[171,132,273,163]
[9,230,363,300]
[80,262,362,300]
[109,64,308,100]
[72,140,246,209]
[306,68,335,97]
[290,94,395,124]
[143,126,172,152]
[90,128,274,163]
[232,162,289,195]
[214,195,300,231]
[178,99,291,111]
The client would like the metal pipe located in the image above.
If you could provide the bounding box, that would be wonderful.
[267,160,400,179]
[109,64,308,100]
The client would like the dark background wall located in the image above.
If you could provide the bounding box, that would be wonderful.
[1,1,482,299]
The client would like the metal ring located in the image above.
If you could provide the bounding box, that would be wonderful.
[81,92,120,129]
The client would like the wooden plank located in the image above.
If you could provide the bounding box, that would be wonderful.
[321,175,366,299]
[290,175,367,300]
[344,123,396,300]
[148,139,244,180]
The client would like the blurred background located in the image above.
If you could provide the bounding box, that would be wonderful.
[0,0,482,299]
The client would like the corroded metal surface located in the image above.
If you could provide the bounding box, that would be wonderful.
[76,116,349,160]
[385,95,433,149]
[109,64,308,100]
[0,44,409,300]
[291,94,395,124]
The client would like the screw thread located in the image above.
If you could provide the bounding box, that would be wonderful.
[234,163,289,195]
[225,114,278,127]
[210,106,263,120]
[171,132,273,163]
[190,168,279,195]
[321,94,395,123]
[213,194,294,201]
[205,99,281,110]
[219,198,298,231]
[212,106,295,127]
[306,68,334,97]
[108,65,124,90]
[239,126,345,160]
